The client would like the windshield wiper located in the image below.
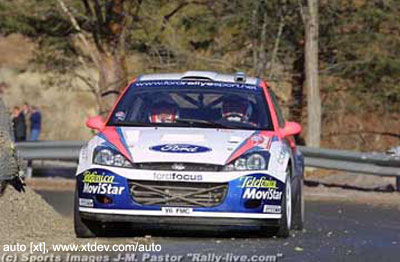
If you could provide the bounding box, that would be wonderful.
[113,122,155,127]
[175,118,233,129]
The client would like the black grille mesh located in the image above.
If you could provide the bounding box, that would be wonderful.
[129,180,228,207]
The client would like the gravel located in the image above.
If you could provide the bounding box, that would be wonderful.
[0,184,150,248]
[0,185,74,245]
[0,184,75,245]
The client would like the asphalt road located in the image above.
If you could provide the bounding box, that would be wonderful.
[36,189,400,262]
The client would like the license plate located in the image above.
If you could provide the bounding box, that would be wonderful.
[263,205,281,214]
[161,207,193,216]
[79,198,94,207]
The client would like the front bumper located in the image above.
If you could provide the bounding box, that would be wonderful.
[76,166,286,220]
[80,211,280,228]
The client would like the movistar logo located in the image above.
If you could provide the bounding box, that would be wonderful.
[243,188,282,200]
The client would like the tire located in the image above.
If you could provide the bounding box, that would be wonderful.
[74,188,98,238]
[292,179,304,230]
[275,171,292,238]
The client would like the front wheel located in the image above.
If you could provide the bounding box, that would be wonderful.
[292,179,304,230]
[275,173,292,238]
[74,189,98,238]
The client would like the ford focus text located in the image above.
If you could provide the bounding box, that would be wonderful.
[75,71,304,238]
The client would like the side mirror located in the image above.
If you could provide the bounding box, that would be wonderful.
[281,121,302,137]
[86,115,105,131]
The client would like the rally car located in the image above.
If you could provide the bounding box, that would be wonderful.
[75,71,304,238]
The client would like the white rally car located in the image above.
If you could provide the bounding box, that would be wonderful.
[75,71,304,237]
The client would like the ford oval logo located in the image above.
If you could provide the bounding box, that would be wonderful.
[150,144,212,153]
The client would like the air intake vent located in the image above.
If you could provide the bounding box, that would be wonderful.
[234,72,246,82]
[135,162,222,172]
[180,76,212,81]
[180,71,218,81]
[129,180,228,207]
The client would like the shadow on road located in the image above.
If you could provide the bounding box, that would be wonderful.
[88,223,280,238]
[304,179,396,192]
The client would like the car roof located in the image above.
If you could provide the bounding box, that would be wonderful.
[137,71,260,85]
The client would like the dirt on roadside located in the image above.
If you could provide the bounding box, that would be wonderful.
[0,184,148,247]
[0,185,74,245]
[26,177,75,191]
[305,185,400,210]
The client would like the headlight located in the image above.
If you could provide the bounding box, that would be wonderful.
[93,147,133,167]
[234,158,247,171]
[223,153,268,171]
[247,154,266,170]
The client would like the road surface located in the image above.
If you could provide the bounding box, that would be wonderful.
[35,189,400,262]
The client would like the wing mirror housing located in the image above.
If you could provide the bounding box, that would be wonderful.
[86,115,105,131]
[281,121,302,137]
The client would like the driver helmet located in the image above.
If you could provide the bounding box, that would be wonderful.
[149,97,179,123]
[221,95,253,123]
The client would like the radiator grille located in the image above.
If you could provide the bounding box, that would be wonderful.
[129,180,228,207]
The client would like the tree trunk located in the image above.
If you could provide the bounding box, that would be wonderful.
[305,0,321,147]
[290,52,305,124]
[98,51,126,116]
[58,0,129,115]
[98,0,128,115]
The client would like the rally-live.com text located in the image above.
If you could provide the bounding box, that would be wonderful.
[1,253,282,262]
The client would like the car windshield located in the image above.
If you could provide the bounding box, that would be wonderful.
[108,80,273,130]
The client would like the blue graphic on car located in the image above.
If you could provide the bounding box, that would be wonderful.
[150,144,212,153]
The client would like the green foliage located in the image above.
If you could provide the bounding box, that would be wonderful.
[319,0,400,111]
[0,0,398,111]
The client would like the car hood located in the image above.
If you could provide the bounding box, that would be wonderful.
[103,127,275,165]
